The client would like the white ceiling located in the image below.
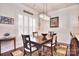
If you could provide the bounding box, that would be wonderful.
[23,3,78,14]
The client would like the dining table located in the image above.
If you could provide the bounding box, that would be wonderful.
[30,34,53,56]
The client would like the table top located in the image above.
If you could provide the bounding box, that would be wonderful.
[30,35,52,45]
[0,36,15,41]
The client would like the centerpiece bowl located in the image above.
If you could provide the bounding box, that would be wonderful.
[42,33,47,40]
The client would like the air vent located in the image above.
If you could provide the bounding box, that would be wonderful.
[23,10,33,15]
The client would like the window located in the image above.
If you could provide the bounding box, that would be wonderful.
[18,14,23,36]
[24,15,29,35]
[18,14,36,37]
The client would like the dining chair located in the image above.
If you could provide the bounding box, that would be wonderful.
[43,33,57,55]
[48,31,54,36]
[44,33,57,47]
[70,32,74,38]
[33,32,38,37]
[21,34,38,56]
[70,37,79,56]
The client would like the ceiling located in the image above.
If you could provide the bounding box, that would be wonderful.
[23,3,78,14]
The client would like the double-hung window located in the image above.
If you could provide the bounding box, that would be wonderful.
[18,14,36,37]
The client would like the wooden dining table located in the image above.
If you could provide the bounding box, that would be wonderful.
[30,35,53,56]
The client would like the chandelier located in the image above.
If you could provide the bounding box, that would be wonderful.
[39,3,50,20]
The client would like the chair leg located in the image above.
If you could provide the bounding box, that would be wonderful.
[29,51,32,56]
[24,50,26,56]
[42,46,45,56]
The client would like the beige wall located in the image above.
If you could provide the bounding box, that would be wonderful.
[0,3,79,53]
[39,5,79,44]
[0,3,38,53]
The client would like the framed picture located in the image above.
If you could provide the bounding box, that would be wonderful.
[50,17,59,28]
[0,16,14,24]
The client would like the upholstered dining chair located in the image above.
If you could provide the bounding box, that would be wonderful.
[33,32,38,37]
[70,32,75,38]
[44,33,57,46]
[21,34,38,56]
[70,37,79,56]
[43,33,57,55]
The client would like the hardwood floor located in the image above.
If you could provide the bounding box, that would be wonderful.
[1,43,70,56]
[1,47,23,56]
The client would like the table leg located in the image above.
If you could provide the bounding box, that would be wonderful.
[14,39,16,50]
[37,45,42,56]
[51,40,53,56]
[0,41,1,56]
[38,50,41,56]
